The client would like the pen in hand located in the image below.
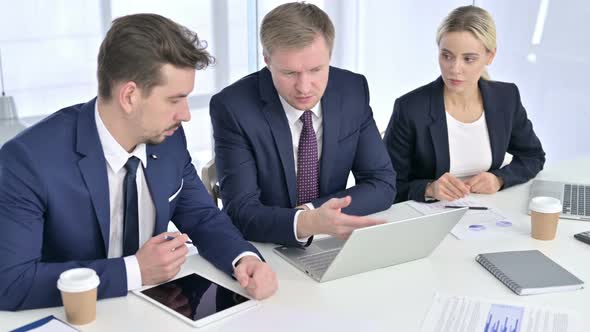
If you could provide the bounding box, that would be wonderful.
[164,235,193,244]
[444,205,488,210]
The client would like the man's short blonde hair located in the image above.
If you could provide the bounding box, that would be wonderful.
[260,2,335,58]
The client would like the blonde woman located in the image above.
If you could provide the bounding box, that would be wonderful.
[384,5,545,202]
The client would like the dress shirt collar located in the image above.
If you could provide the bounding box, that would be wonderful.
[279,95,322,126]
[95,100,147,173]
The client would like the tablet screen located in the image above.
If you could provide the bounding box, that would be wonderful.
[140,273,251,322]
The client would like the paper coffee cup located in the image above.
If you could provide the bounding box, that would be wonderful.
[57,268,100,325]
[529,196,562,240]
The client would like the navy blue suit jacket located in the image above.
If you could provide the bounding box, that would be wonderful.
[210,67,396,246]
[384,77,545,203]
[0,99,259,310]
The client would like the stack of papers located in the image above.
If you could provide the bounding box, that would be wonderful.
[421,293,579,332]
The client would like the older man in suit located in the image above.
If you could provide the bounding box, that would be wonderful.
[210,2,397,247]
[0,13,277,311]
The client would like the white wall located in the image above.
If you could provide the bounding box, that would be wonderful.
[324,0,589,165]
[478,0,590,165]
[1,1,588,168]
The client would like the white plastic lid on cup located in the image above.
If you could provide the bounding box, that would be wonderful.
[529,196,562,214]
[57,268,100,293]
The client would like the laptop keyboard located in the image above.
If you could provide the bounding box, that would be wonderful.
[298,249,340,275]
[563,184,590,217]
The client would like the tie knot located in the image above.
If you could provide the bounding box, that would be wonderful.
[124,156,141,176]
[299,110,313,127]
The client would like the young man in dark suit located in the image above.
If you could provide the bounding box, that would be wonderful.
[0,13,277,311]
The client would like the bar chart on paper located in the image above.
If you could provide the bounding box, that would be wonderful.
[484,304,523,332]
[420,293,579,332]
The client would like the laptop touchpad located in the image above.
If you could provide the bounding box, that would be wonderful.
[315,237,346,250]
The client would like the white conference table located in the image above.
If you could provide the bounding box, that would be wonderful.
[2,158,590,331]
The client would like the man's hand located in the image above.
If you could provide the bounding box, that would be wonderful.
[234,256,277,300]
[136,232,189,285]
[464,172,503,194]
[296,196,384,239]
[425,172,470,201]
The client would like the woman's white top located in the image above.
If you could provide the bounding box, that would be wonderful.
[446,110,492,178]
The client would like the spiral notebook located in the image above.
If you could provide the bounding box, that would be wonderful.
[476,250,584,295]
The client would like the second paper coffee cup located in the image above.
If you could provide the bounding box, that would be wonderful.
[529,196,562,240]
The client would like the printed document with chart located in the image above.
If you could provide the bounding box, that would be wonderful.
[421,293,579,332]
[407,197,526,239]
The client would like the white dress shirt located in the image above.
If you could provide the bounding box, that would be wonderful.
[96,102,258,290]
[446,111,493,179]
[278,96,322,242]
[95,102,153,291]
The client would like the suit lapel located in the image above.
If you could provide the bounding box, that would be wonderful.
[76,98,110,253]
[259,68,297,206]
[319,70,341,194]
[428,77,450,177]
[144,145,170,235]
[480,80,505,169]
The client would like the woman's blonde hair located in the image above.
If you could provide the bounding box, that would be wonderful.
[436,5,496,80]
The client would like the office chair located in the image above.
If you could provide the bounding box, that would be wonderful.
[201,159,220,206]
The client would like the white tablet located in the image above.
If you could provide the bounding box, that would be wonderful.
[133,273,258,327]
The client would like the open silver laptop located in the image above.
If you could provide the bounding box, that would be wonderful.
[273,206,467,282]
[529,180,590,220]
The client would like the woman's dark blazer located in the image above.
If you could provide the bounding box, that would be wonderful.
[383,76,545,203]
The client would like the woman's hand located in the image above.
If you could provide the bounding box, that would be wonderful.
[464,172,503,194]
[425,172,470,201]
